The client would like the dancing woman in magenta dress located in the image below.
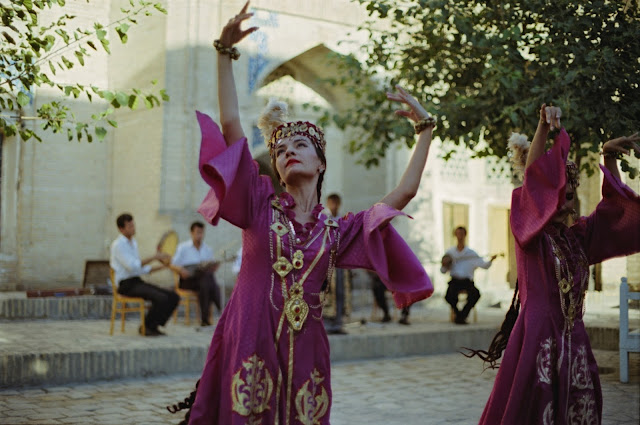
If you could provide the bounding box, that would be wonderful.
[171,4,435,424]
[476,106,640,424]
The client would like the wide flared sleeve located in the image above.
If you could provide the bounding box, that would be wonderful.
[510,128,571,248]
[195,111,274,229]
[336,203,433,308]
[571,164,640,264]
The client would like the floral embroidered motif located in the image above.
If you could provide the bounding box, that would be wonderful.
[567,393,597,425]
[571,346,594,390]
[295,369,329,425]
[543,401,554,425]
[231,354,274,418]
[537,337,554,385]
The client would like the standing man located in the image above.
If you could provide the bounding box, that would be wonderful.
[323,193,350,334]
[441,226,496,324]
[110,213,179,336]
[170,222,222,327]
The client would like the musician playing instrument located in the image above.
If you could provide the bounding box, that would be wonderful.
[441,226,497,324]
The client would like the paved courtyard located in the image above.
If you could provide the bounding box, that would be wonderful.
[0,350,637,425]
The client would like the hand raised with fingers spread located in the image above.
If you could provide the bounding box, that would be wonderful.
[386,85,430,122]
[540,103,562,130]
[219,1,259,47]
[603,132,640,157]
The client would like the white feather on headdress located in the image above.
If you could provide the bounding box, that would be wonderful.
[257,98,288,142]
[508,132,530,181]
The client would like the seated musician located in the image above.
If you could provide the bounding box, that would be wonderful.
[169,221,221,327]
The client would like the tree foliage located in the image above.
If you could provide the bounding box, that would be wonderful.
[0,0,169,143]
[328,0,640,176]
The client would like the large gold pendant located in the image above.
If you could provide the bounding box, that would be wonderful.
[273,256,293,278]
[284,283,309,331]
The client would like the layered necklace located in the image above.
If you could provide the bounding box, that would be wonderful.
[545,230,589,332]
[269,197,340,332]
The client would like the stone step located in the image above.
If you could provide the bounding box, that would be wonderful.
[0,289,379,320]
[0,308,621,389]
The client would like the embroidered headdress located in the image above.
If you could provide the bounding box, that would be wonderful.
[257,99,326,157]
[507,132,579,188]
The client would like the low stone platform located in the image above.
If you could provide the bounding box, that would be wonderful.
[1,302,626,389]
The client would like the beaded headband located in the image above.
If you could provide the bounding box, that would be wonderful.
[565,161,580,189]
[267,121,326,156]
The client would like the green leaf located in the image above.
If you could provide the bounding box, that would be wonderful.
[100,38,110,54]
[159,89,169,101]
[61,56,73,69]
[17,91,31,107]
[153,3,167,14]
[2,31,15,44]
[95,126,107,141]
[96,28,107,41]
[128,95,139,109]
[87,40,97,50]
[74,50,84,66]
[143,96,153,109]
[101,90,115,102]
[115,92,129,107]
[48,61,57,75]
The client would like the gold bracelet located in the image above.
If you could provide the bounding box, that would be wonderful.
[414,116,437,134]
[213,39,240,60]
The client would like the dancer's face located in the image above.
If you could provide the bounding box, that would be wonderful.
[274,135,325,187]
[552,185,577,223]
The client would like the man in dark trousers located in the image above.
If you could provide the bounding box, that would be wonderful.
[441,226,496,324]
[370,271,411,325]
[110,213,179,336]
[170,221,221,327]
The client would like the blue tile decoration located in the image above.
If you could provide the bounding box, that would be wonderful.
[248,10,279,94]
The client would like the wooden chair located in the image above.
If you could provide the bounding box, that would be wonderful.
[109,269,147,335]
[620,277,640,383]
[173,271,200,325]
[449,289,478,323]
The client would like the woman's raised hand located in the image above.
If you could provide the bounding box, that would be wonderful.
[603,133,640,157]
[540,103,562,130]
[219,1,258,47]
[386,85,430,123]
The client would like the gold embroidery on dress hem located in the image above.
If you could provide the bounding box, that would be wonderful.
[231,354,274,418]
[295,369,330,425]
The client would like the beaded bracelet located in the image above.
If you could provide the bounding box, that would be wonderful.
[213,39,240,60]
[602,151,622,160]
[414,116,437,134]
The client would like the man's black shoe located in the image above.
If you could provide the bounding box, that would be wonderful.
[139,326,162,336]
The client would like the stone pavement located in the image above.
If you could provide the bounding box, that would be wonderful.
[0,350,637,425]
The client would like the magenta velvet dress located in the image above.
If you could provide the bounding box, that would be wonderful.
[479,129,640,425]
[188,112,433,425]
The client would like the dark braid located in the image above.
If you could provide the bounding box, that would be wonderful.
[167,379,199,425]
[462,280,520,369]
[316,171,324,203]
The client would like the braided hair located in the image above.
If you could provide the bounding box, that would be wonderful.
[167,379,199,425]
[462,280,520,369]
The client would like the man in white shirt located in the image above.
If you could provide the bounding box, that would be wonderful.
[170,222,221,327]
[110,213,179,336]
[441,226,497,325]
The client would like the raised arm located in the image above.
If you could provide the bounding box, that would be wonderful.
[525,104,562,169]
[601,132,640,181]
[215,1,258,146]
[380,85,434,211]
